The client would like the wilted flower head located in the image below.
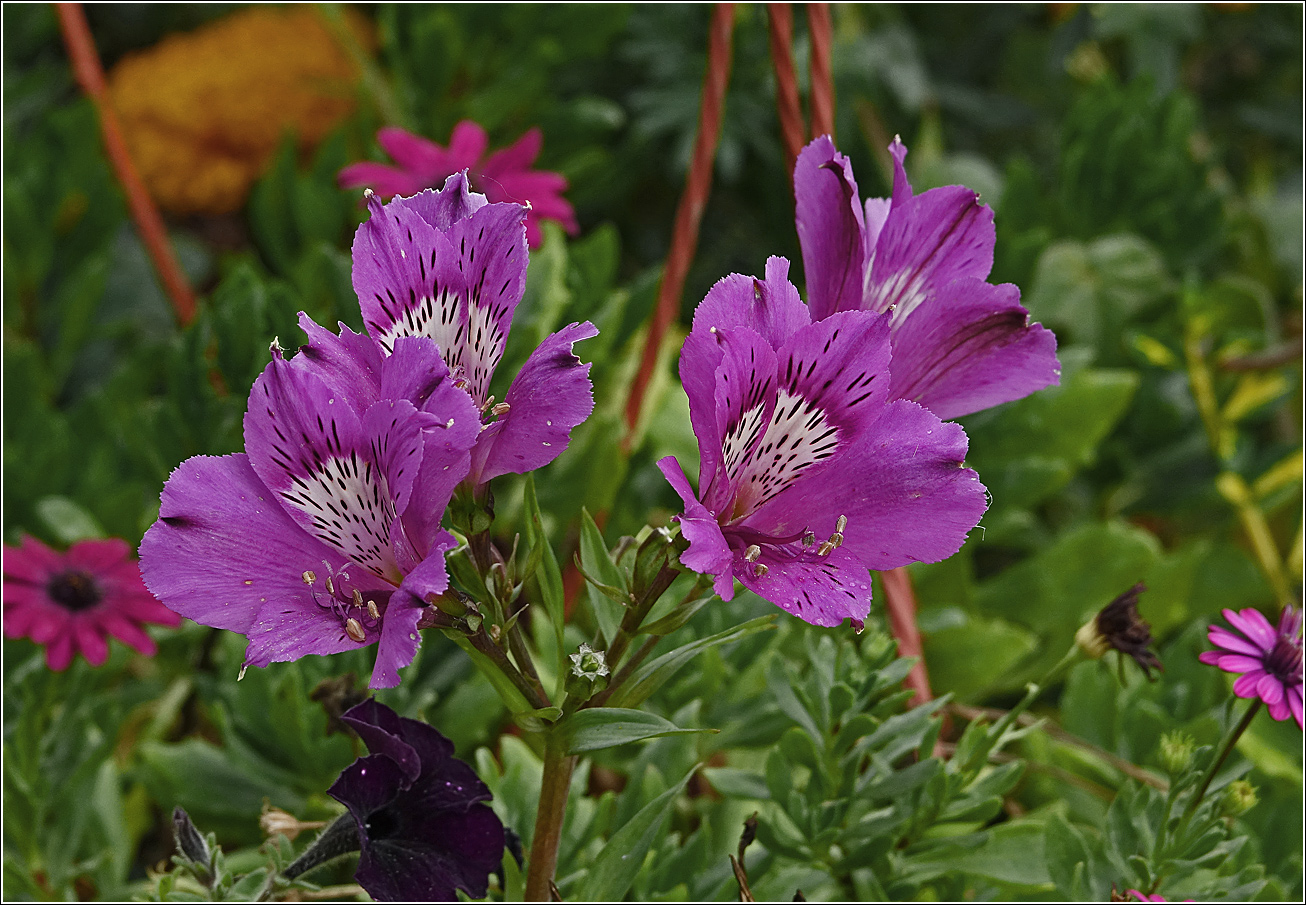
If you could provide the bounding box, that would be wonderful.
[339,121,578,248]
[1075,582,1162,680]
[351,173,596,487]
[1199,606,1303,729]
[329,700,505,901]
[660,257,987,628]
[3,535,180,670]
[141,317,481,688]
[793,136,1059,420]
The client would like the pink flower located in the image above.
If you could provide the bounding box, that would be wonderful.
[339,121,578,249]
[1199,606,1303,729]
[3,535,181,670]
[1127,892,1193,902]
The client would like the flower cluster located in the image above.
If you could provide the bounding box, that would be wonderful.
[108,6,371,215]
[660,137,1059,626]
[141,174,595,687]
[3,535,180,670]
[340,122,578,249]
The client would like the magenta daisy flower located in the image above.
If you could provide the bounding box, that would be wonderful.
[339,121,578,249]
[1199,606,1303,729]
[794,136,1060,420]
[3,535,180,670]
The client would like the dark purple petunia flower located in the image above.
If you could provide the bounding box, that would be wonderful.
[1199,606,1303,729]
[351,172,597,487]
[330,699,505,901]
[141,321,481,688]
[659,257,988,628]
[794,136,1060,421]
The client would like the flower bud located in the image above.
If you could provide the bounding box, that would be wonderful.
[566,643,610,700]
[1158,731,1195,776]
[172,807,211,872]
[1221,779,1258,817]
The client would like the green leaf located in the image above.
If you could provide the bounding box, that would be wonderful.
[577,766,695,901]
[523,475,565,695]
[559,708,712,755]
[604,615,776,709]
[919,608,1039,701]
[579,507,628,644]
[907,821,1054,890]
[34,495,104,544]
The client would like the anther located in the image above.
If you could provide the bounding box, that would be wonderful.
[345,618,366,643]
[325,576,335,597]
[744,545,761,563]
[302,570,317,586]
[836,515,847,534]
[352,589,364,608]
[270,337,284,357]
[480,395,497,413]
[491,403,510,417]
[817,539,836,556]
[802,529,815,547]
[367,600,381,621]
[753,563,769,579]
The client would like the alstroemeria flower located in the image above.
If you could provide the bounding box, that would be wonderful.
[1200,606,1303,729]
[3,535,180,670]
[339,121,578,248]
[351,172,596,487]
[141,320,480,688]
[794,136,1060,420]
[329,699,505,901]
[659,257,988,628]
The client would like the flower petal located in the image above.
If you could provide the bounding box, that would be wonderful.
[3,535,62,583]
[887,278,1060,420]
[401,170,489,231]
[734,542,871,629]
[658,456,735,600]
[1289,686,1303,729]
[866,145,996,320]
[447,120,489,171]
[338,161,429,198]
[1232,669,1266,698]
[795,136,869,321]
[73,618,109,666]
[1256,673,1285,706]
[1214,654,1265,675]
[480,126,542,177]
[141,454,362,634]
[750,399,987,571]
[1225,607,1277,651]
[376,126,450,180]
[471,321,597,483]
[692,258,811,350]
[291,313,385,412]
[1207,626,1264,657]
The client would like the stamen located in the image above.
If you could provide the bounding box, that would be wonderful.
[836,515,847,534]
[817,539,837,556]
[345,618,366,643]
[491,402,510,417]
[753,563,768,579]
[302,570,316,586]
[367,600,381,621]
[325,576,335,597]
[744,545,761,563]
[802,529,815,547]
[480,394,496,413]
[352,589,364,608]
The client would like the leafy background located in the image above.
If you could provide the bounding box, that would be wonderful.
[2,3,1301,901]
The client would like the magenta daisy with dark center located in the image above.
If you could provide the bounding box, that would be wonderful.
[1199,606,1303,729]
[3,535,180,670]
[351,172,597,489]
[659,257,988,629]
[339,121,578,249]
[794,136,1060,420]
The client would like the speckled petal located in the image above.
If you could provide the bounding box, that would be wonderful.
[795,136,868,321]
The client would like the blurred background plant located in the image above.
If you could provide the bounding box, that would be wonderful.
[2,2,1300,901]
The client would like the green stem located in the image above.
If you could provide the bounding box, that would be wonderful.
[524,732,576,901]
[1181,699,1261,825]
[588,635,661,709]
[603,564,681,670]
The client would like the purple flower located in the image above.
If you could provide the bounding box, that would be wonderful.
[339,121,579,249]
[329,699,505,902]
[794,136,1060,420]
[351,172,597,487]
[659,257,988,628]
[141,319,481,688]
[1199,606,1303,729]
[3,535,180,670]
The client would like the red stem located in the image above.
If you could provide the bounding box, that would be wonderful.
[766,4,805,178]
[806,3,834,139]
[55,3,197,326]
[881,566,934,707]
[622,3,736,444]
